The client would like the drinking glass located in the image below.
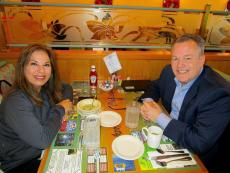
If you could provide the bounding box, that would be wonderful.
[125,101,140,129]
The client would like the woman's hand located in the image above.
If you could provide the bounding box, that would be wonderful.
[57,99,73,115]
[140,101,163,122]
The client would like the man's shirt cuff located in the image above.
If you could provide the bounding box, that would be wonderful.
[156,112,172,129]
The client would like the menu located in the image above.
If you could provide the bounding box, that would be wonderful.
[43,115,84,173]
[103,52,122,74]
[45,149,82,173]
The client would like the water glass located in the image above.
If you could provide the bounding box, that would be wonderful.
[125,101,140,129]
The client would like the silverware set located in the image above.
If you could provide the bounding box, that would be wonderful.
[144,149,194,167]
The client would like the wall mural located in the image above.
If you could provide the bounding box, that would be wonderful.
[46,11,185,45]
[3,7,52,43]
[86,13,124,41]
[2,6,204,47]
[50,19,84,41]
[206,16,230,46]
[121,14,182,44]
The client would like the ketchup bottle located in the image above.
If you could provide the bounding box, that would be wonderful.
[89,65,97,89]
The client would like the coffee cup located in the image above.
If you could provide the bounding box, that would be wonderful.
[142,126,163,148]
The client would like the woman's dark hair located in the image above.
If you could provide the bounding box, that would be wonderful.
[10,44,63,106]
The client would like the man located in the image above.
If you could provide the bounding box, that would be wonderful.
[139,34,230,173]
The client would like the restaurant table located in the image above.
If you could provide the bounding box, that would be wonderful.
[38,90,208,173]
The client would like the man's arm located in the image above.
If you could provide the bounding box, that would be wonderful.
[164,89,230,154]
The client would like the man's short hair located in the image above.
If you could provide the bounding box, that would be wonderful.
[172,34,205,56]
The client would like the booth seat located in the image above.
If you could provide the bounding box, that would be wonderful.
[0,61,15,95]
[214,68,230,83]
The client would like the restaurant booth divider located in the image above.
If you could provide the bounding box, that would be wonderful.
[0,50,230,84]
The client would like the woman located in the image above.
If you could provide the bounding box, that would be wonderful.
[0,44,73,172]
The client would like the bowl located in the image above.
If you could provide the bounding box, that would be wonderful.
[99,83,113,92]
[77,98,101,116]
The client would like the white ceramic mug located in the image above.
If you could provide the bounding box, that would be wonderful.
[142,126,163,148]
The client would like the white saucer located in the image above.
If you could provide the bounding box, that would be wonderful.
[112,135,144,160]
[99,111,122,127]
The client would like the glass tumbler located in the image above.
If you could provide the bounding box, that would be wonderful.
[82,114,100,150]
[125,101,140,129]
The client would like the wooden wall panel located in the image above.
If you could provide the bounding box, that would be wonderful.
[0,50,229,83]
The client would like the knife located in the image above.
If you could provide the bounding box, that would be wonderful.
[152,153,190,160]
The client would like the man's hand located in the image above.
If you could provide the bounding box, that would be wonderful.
[140,101,163,122]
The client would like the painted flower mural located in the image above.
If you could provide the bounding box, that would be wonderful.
[86,13,124,40]
[49,19,84,41]
[122,14,183,44]
[122,26,161,42]
[6,9,51,41]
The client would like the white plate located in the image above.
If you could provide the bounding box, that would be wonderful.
[99,111,122,127]
[112,135,144,160]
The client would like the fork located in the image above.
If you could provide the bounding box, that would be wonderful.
[156,148,185,154]
[156,156,192,167]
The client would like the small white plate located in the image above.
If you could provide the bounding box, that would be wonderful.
[99,111,122,127]
[112,135,144,160]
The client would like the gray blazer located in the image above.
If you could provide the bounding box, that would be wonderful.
[0,83,73,171]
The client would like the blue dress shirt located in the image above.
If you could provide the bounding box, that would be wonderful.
[156,70,203,129]
[144,69,203,129]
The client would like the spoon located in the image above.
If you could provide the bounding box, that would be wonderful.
[91,95,96,108]
[156,148,185,154]
[156,156,192,167]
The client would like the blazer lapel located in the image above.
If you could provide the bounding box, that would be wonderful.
[178,66,208,121]
[178,70,205,120]
[179,86,198,121]
[167,82,176,108]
